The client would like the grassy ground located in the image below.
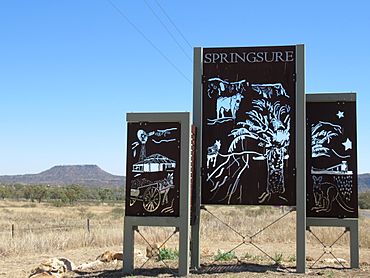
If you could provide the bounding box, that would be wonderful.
[1,200,370,277]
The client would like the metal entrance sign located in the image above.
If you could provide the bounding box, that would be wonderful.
[306,94,358,218]
[125,122,181,217]
[201,46,297,205]
[192,45,306,273]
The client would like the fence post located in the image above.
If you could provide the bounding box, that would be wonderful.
[11,224,14,239]
[87,218,90,234]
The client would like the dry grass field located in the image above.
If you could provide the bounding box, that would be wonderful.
[1,200,370,277]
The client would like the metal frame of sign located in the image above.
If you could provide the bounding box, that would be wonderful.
[123,112,191,276]
[191,45,307,273]
[306,93,359,268]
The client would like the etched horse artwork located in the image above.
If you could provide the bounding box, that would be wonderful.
[207,140,221,168]
[159,173,174,205]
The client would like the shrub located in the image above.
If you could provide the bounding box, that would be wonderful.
[214,249,237,261]
[158,247,179,261]
[273,252,283,264]
[287,255,296,262]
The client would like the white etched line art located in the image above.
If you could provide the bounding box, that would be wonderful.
[336,110,344,119]
[311,175,354,213]
[342,138,352,151]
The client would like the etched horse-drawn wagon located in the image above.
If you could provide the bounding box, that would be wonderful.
[129,174,174,212]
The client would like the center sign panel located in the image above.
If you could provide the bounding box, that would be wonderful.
[125,122,180,217]
[202,46,297,205]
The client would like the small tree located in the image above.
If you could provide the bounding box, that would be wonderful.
[23,186,34,201]
[64,184,83,204]
[0,185,11,199]
[49,187,69,204]
[32,185,48,203]
[13,184,25,200]
[98,188,113,202]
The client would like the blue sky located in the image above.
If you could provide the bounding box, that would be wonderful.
[1,0,369,175]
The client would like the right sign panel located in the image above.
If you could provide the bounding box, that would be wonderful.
[306,99,358,218]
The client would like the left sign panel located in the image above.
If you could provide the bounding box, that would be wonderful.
[125,122,181,217]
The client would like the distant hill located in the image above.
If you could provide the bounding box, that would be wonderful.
[359,173,370,192]
[0,165,125,187]
[0,165,368,192]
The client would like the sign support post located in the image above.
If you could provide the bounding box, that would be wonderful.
[306,218,359,268]
[296,44,306,273]
[190,47,202,270]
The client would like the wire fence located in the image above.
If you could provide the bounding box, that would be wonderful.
[0,218,122,239]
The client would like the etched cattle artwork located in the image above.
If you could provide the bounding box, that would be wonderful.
[216,93,244,119]
[207,78,248,125]
[207,140,221,168]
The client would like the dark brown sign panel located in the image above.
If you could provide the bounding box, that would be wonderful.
[201,46,297,205]
[125,122,181,217]
[306,101,358,218]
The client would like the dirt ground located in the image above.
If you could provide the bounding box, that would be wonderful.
[2,243,370,278]
[1,202,369,277]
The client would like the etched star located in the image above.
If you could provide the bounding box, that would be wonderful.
[336,111,344,119]
[342,138,352,151]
